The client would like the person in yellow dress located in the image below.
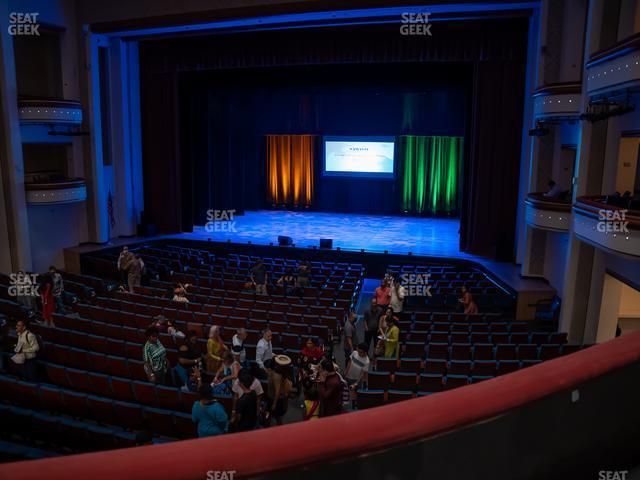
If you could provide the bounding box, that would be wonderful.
[382,318,400,358]
[206,325,228,374]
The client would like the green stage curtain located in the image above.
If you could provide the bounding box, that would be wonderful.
[401,136,463,215]
[267,135,315,206]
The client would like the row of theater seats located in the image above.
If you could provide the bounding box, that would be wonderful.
[52,312,328,349]
[400,330,567,346]
[92,293,345,329]
[396,342,575,362]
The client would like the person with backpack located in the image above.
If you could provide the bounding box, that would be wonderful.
[13,320,40,381]
[316,358,343,417]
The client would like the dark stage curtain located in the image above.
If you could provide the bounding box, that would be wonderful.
[267,135,315,206]
[459,61,526,261]
[400,136,463,215]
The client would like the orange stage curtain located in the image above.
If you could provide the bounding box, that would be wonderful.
[267,134,314,206]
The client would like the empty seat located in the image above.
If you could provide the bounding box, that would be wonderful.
[387,390,413,403]
[496,360,520,375]
[472,361,497,377]
[398,358,422,373]
[403,342,425,358]
[113,401,145,429]
[86,395,115,424]
[426,342,449,360]
[538,344,561,360]
[424,358,447,375]
[393,372,417,391]
[472,343,494,360]
[418,373,442,393]
[443,374,468,390]
[356,389,385,409]
[133,381,157,405]
[450,343,472,360]
[375,358,398,373]
[448,360,471,376]
[144,407,176,437]
[517,344,538,360]
[495,344,517,360]
[367,371,392,390]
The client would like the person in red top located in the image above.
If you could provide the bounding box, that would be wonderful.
[40,274,55,326]
[316,359,342,417]
[374,279,391,309]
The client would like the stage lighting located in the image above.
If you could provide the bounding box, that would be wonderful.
[278,236,293,246]
[319,238,333,249]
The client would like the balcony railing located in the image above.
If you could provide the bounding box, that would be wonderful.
[25,178,87,205]
[18,97,83,125]
[532,82,581,119]
[585,33,640,96]
[524,192,571,232]
[573,196,640,257]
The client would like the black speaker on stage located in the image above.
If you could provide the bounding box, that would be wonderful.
[319,238,333,249]
[278,235,293,246]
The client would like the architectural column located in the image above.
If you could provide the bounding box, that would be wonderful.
[0,3,32,272]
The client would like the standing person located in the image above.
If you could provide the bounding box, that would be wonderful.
[143,327,168,384]
[206,326,228,375]
[231,371,259,432]
[343,311,358,361]
[174,331,201,385]
[191,384,229,438]
[250,260,268,295]
[49,266,65,313]
[255,329,274,376]
[295,261,311,294]
[117,246,132,287]
[39,274,55,326]
[390,278,406,314]
[232,328,248,365]
[344,343,370,389]
[124,254,143,294]
[363,298,380,352]
[381,318,400,359]
[264,356,292,426]
[459,286,479,314]
[374,280,391,310]
[316,358,342,417]
[13,320,40,381]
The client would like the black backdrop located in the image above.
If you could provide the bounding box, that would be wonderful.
[140,19,528,260]
[179,63,469,223]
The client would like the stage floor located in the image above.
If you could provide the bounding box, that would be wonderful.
[191,210,470,258]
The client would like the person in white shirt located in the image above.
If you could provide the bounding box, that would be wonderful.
[390,279,406,313]
[344,343,370,388]
[255,329,273,374]
[172,283,190,303]
[13,320,40,381]
[232,328,248,364]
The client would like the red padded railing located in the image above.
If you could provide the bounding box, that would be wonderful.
[3,331,640,480]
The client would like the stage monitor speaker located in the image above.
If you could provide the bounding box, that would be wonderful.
[278,235,293,246]
[319,238,333,249]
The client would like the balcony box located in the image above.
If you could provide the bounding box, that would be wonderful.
[524,193,571,232]
[573,196,640,257]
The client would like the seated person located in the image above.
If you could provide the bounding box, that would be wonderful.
[276,269,296,295]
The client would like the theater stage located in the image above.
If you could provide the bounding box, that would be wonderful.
[190,210,468,258]
[65,210,555,319]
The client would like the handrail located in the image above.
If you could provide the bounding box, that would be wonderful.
[24,179,86,191]
[586,32,640,68]
[2,331,640,480]
[524,192,572,212]
[532,82,582,97]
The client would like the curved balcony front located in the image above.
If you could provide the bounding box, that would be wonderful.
[524,193,571,232]
[573,196,640,257]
